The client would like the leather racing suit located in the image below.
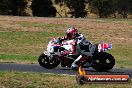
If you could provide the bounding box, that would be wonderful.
[59,33,96,69]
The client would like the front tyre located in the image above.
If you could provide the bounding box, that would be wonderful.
[91,52,115,72]
[38,53,60,69]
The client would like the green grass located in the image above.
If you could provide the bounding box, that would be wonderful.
[0,31,60,46]
[0,16,132,88]
[0,31,63,54]
[107,44,132,68]
[82,18,132,26]
[18,21,67,28]
[0,17,132,68]
[0,30,64,63]
[0,30,63,63]
[0,54,37,63]
[0,71,131,88]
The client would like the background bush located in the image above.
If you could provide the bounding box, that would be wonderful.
[0,0,131,18]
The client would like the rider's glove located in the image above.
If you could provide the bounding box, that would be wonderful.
[57,37,62,44]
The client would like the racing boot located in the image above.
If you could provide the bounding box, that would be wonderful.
[71,55,82,70]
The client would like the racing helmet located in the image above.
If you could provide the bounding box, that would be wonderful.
[66,26,78,39]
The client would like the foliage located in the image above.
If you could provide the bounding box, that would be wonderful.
[55,0,87,18]
[0,0,132,18]
[66,0,87,18]
[89,0,116,18]
[31,0,57,17]
[89,0,132,18]
[116,0,132,18]
[0,0,28,16]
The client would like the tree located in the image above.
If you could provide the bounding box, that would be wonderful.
[54,0,68,17]
[0,0,28,16]
[89,0,116,18]
[55,0,87,18]
[31,0,57,17]
[116,0,132,18]
[66,0,87,18]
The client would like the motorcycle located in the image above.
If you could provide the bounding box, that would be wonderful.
[38,38,115,71]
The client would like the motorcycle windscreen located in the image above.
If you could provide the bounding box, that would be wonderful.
[98,43,112,52]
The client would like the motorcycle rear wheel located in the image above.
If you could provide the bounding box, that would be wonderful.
[91,52,115,72]
[38,53,60,69]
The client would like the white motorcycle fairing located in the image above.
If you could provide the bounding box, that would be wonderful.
[44,39,75,56]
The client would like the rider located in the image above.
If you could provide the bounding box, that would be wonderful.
[59,26,96,70]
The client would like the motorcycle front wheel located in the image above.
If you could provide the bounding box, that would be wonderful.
[91,52,115,72]
[38,53,60,69]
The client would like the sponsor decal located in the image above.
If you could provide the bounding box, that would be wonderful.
[76,66,131,84]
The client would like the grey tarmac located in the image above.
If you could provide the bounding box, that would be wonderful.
[0,63,132,78]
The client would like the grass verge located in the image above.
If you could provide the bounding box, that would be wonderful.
[0,16,132,68]
[0,71,131,88]
[0,54,37,64]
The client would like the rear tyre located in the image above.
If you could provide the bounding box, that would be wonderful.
[91,52,115,72]
[38,53,60,69]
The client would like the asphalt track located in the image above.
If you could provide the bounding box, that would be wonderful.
[0,63,132,78]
